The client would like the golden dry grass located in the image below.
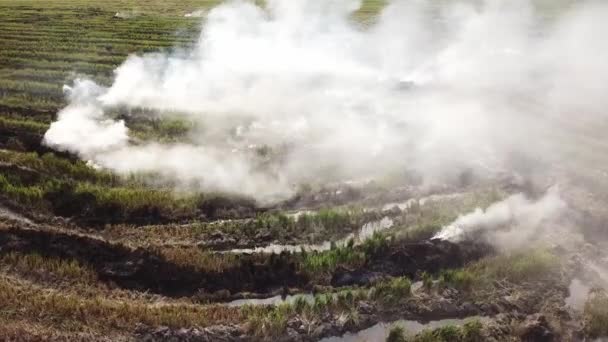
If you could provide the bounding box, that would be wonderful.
[0,274,243,334]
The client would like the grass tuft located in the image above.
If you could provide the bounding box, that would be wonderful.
[371,276,411,303]
[584,290,608,338]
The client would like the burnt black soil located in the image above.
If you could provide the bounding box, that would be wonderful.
[0,226,306,297]
[332,239,493,287]
[0,224,492,300]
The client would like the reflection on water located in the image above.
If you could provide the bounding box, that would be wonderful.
[320,316,490,342]
[225,192,464,254]
[227,217,393,254]
[226,242,336,254]
[228,281,425,307]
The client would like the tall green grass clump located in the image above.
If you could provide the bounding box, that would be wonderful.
[371,276,411,303]
[437,269,476,291]
[387,325,407,342]
[297,208,362,234]
[0,174,43,206]
[362,232,390,257]
[302,241,366,274]
[469,249,558,284]
[411,320,484,342]
[246,303,290,337]
[462,320,484,342]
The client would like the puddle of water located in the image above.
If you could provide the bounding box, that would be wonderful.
[224,192,465,254]
[565,278,591,311]
[227,293,314,307]
[228,280,426,308]
[382,192,465,211]
[320,316,490,342]
[226,217,392,254]
[225,242,334,254]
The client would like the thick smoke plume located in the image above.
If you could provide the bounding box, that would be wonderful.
[44,0,608,202]
[433,186,566,248]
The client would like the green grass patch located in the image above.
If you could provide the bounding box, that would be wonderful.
[302,240,366,275]
[0,150,117,184]
[408,320,484,342]
[387,325,407,342]
[0,116,49,134]
[467,249,559,284]
[0,173,44,206]
[431,249,559,292]
[128,117,196,142]
[371,276,412,303]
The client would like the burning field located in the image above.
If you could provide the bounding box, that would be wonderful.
[2,0,608,341]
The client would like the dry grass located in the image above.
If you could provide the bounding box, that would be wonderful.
[0,274,242,333]
[584,290,608,338]
[1,251,98,284]
[156,246,240,273]
[0,317,124,342]
[102,222,210,247]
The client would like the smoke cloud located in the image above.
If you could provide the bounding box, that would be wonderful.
[44,0,608,202]
[433,186,567,249]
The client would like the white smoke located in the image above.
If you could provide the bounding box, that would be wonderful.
[45,80,129,156]
[184,10,205,18]
[433,186,566,247]
[44,0,608,202]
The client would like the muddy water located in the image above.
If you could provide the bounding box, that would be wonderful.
[320,316,490,342]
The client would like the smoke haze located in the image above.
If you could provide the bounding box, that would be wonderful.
[433,186,566,249]
[44,0,608,202]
